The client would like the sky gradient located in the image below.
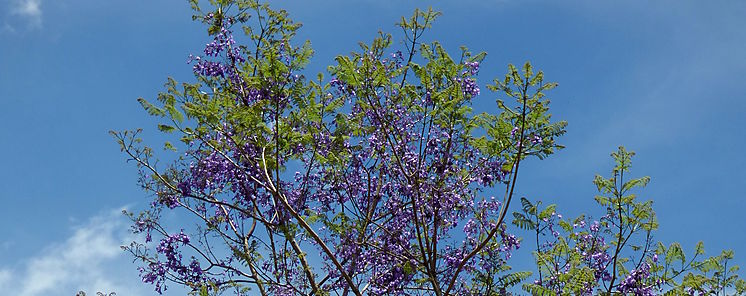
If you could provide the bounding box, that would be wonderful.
[1,0,745,294]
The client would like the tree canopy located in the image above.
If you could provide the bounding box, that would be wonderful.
[113,1,745,295]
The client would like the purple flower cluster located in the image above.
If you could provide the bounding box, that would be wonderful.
[463,61,480,75]
[454,77,480,97]
[388,50,405,69]
[575,220,612,282]
[617,262,656,295]
[139,231,205,294]
[189,55,227,77]
[511,126,519,138]
[187,14,249,96]
[330,77,355,97]
[531,134,543,145]
[139,262,167,294]
[454,61,481,98]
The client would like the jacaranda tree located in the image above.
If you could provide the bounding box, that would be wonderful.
[113,1,744,295]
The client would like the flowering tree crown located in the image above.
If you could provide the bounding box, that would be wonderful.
[113,1,743,295]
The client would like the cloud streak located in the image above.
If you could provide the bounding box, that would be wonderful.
[0,208,148,296]
[12,0,41,17]
[3,0,42,30]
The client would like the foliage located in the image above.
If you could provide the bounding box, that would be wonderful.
[113,1,742,295]
[516,147,746,295]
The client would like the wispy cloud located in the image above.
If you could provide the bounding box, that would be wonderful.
[12,0,41,17]
[3,0,42,31]
[1,22,15,33]
[0,208,148,296]
[0,269,11,289]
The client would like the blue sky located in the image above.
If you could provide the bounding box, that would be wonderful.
[1,0,745,294]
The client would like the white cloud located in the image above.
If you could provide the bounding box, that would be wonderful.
[0,208,149,296]
[4,0,42,30]
[0,269,11,289]
[12,0,41,19]
[12,0,40,15]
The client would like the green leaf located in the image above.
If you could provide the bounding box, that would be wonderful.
[622,176,651,192]
[666,242,685,265]
[695,241,705,255]
[520,197,533,212]
[538,204,556,220]
[165,104,184,123]
[522,283,554,296]
[163,141,177,151]
[158,124,176,133]
[500,271,532,288]
[138,98,165,116]
[512,212,536,230]
[594,195,610,206]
